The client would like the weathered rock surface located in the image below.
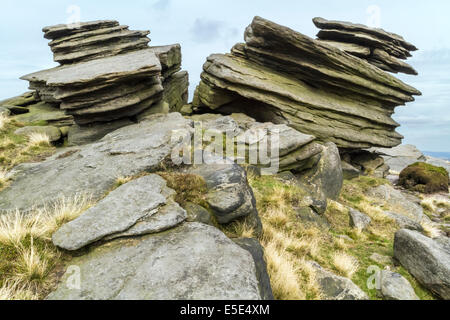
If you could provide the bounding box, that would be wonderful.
[379,270,419,300]
[370,253,393,266]
[384,211,424,232]
[372,144,427,173]
[193,16,420,149]
[313,17,418,75]
[296,142,343,211]
[13,101,74,127]
[52,175,185,250]
[0,113,193,213]
[47,223,262,300]
[394,229,450,299]
[349,208,371,231]
[367,184,425,222]
[67,119,134,146]
[188,160,262,235]
[233,238,274,300]
[309,262,368,300]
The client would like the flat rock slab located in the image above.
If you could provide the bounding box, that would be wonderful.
[367,184,425,222]
[52,175,169,251]
[312,17,418,52]
[47,223,261,300]
[21,49,161,87]
[0,113,193,213]
[105,200,187,241]
[394,229,450,299]
[43,20,120,40]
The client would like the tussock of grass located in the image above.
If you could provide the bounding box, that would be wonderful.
[0,194,92,300]
[249,174,324,300]
[27,132,50,147]
[264,242,304,300]
[0,114,11,130]
[332,252,359,278]
[421,220,442,239]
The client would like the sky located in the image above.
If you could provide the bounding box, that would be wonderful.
[1,0,449,152]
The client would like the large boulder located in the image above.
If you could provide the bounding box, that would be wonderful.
[398,162,449,194]
[47,223,263,300]
[378,270,419,300]
[394,229,450,299]
[188,160,262,235]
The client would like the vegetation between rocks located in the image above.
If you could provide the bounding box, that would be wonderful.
[0,194,92,300]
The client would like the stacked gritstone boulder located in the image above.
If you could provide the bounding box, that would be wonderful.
[192,16,421,150]
[313,17,418,75]
[20,21,189,144]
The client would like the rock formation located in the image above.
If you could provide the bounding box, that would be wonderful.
[19,20,189,144]
[313,17,418,75]
[192,16,421,150]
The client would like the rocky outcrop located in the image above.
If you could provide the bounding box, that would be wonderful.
[192,16,420,149]
[0,113,193,213]
[394,229,450,299]
[18,21,189,145]
[313,17,418,75]
[48,223,263,300]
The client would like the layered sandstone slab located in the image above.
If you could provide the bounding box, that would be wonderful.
[193,16,420,149]
[313,17,418,75]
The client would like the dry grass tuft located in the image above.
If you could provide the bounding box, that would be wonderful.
[0,114,10,130]
[333,252,359,278]
[421,220,442,239]
[0,168,9,188]
[27,132,51,147]
[264,242,304,300]
[0,280,37,300]
[0,194,93,300]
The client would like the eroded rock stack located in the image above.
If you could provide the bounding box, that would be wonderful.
[192,16,421,150]
[313,17,418,75]
[20,21,189,141]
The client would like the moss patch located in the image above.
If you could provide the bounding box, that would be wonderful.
[399,162,449,194]
[156,172,208,208]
